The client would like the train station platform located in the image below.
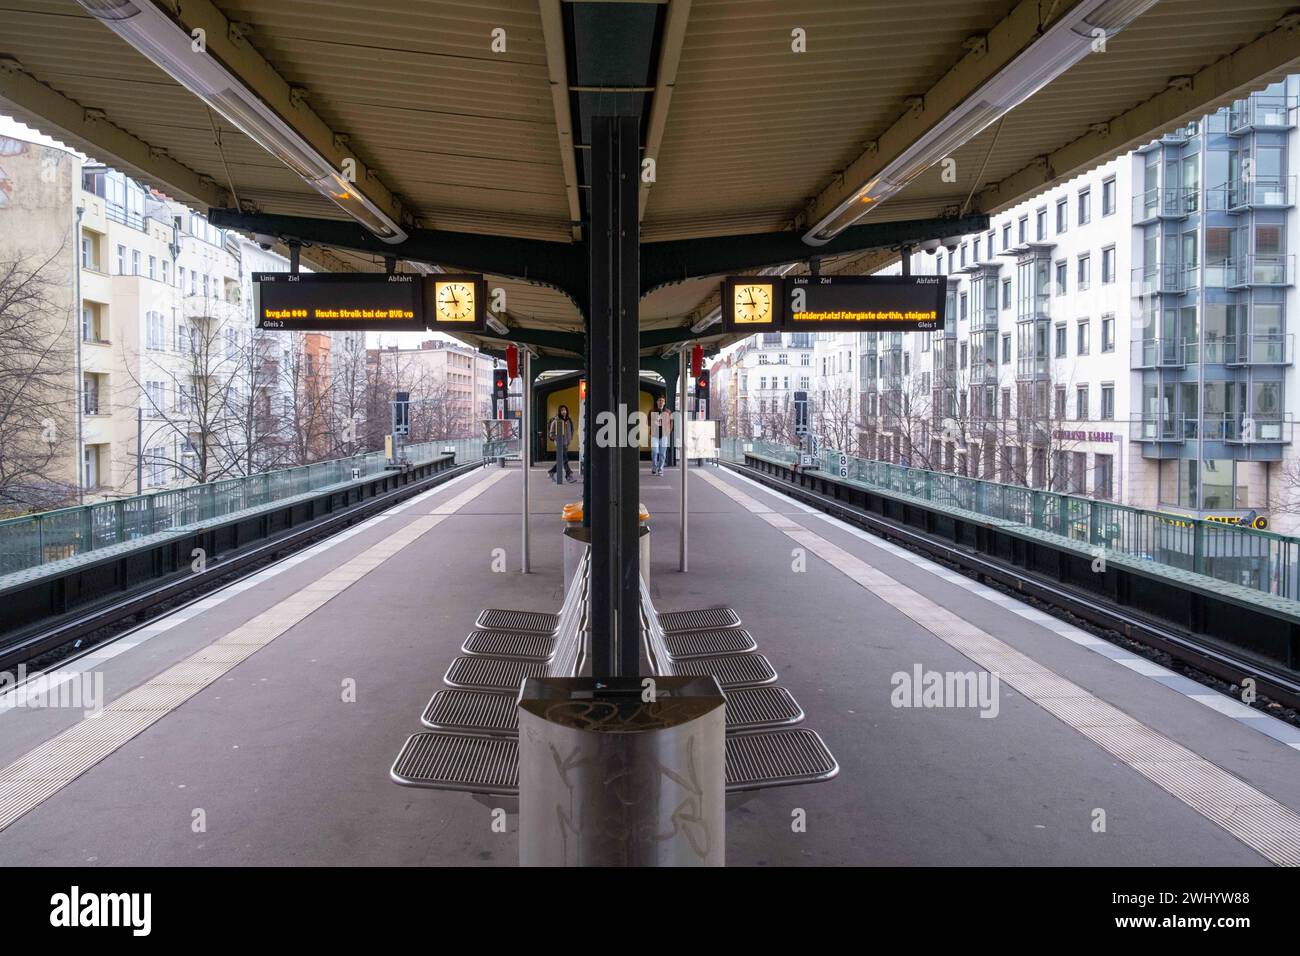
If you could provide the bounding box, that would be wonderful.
[1,461,1298,867]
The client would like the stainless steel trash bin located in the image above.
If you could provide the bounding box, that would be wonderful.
[518,676,726,866]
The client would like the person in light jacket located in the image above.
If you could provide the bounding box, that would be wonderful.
[648,395,674,476]
[548,404,575,484]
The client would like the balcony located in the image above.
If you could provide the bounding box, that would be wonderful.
[183,296,245,323]
[1132,187,1196,223]
[1228,96,1296,134]
[1131,264,1198,297]
[1225,255,1294,289]
[1206,176,1295,212]
[1215,415,1293,444]
[1130,416,1192,443]
[1211,333,1294,366]
[1131,338,1189,368]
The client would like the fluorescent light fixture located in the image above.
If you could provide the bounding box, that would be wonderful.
[76,0,407,244]
[802,0,1158,245]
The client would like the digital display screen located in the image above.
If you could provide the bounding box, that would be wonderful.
[785,275,946,331]
[254,273,427,331]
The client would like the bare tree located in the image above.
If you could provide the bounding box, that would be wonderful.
[0,249,78,512]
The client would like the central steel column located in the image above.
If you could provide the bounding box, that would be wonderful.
[587,114,641,679]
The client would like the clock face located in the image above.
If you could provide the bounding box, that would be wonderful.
[435,281,476,322]
[733,283,774,324]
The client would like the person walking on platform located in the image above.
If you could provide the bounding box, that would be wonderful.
[548,404,576,484]
[649,395,673,476]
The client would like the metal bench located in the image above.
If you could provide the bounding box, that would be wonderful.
[474,608,559,633]
[659,606,741,633]
[461,630,555,661]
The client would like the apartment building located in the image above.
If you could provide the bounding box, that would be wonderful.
[366,339,498,437]
[0,135,80,510]
[854,78,1300,534]
[716,332,815,441]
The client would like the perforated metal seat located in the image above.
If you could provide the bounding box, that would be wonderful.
[444,655,549,692]
[665,627,757,659]
[475,608,558,633]
[461,630,555,661]
[724,685,804,731]
[422,689,518,735]
[724,729,839,792]
[393,728,838,796]
[391,732,519,795]
[659,607,741,633]
[674,652,777,689]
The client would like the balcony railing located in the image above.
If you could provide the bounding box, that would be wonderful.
[1210,333,1294,366]
[1225,255,1294,289]
[1131,338,1192,368]
[1130,416,1193,443]
[1206,176,1295,212]
[1214,414,1293,444]
[1131,264,1197,297]
[1132,187,1196,222]
[1228,95,1296,133]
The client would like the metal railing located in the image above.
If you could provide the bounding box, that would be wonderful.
[0,437,517,578]
[721,437,1300,599]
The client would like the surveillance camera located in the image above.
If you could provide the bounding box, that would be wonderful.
[918,238,942,254]
[258,242,272,251]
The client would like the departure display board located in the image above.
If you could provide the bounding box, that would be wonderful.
[785,275,945,331]
[254,273,427,331]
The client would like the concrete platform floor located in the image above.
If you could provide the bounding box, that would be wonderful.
[0,460,1297,866]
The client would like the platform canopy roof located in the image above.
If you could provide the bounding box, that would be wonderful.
[4,0,1300,355]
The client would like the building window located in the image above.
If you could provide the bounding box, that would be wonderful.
[800,352,810,366]
[1076,384,1090,419]
[1094,454,1113,499]
[1001,278,1011,309]
[1055,323,1067,357]
[132,249,140,275]
[161,260,169,285]
[146,447,169,487]
[960,244,967,267]
[116,244,126,275]
[973,238,981,262]
[1101,383,1115,420]
[1077,318,1091,355]
[146,310,166,350]
[1102,176,1116,216]
[1101,246,1115,284]
[935,253,944,275]
[987,230,995,254]
[1035,208,1047,241]
[1077,187,1091,225]
[778,353,787,365]
[1001,223,1010,248]
[145,380,166,417]
[959,342,968,369]
[1101,314,1115,353]
[1001,387,1011,419]
[147,255,156,280]
[1077,253,1090,290]
[1056,198,1068,233]
[1018,216,1028,243]
[959,292,968,319]
[1055,261,1067,296]
[1055,386,1067,420]
[1001,333,1011,365]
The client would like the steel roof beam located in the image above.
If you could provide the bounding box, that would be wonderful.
[639,0,691,220]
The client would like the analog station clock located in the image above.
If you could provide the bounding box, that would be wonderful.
[434,279,476,322]
[722,276,783,331]
[733,282,774,324]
